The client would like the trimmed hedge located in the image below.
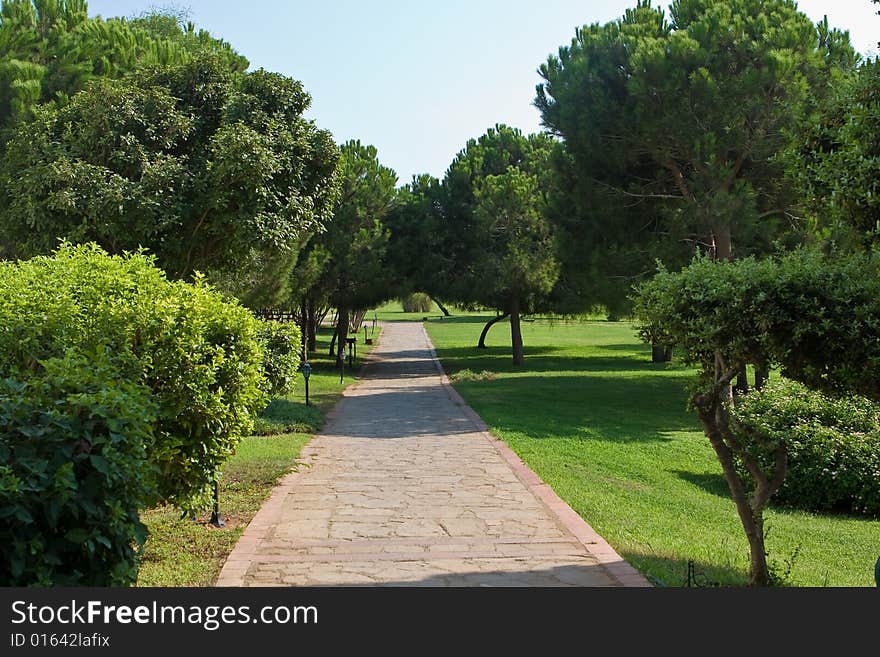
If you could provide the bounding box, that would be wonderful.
[732,380,880,517]
[0,244,268,512]
[0,351,156,586]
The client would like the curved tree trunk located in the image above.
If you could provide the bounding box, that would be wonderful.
[328,321,338,357]
[477,312,509,349]
[431,296,451,317]
[696,393,770,586]
[510,297,524,366]
[335,307,349,369]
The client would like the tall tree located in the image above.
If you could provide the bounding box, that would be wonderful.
[310,140,397,368]
[438,124,560,364]
[385,174,450,309]
[0,55,340,295]
[536,0,856,262]
[471,166,559,364]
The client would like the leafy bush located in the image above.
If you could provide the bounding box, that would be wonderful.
[0,351,156,586]
[400,292,433,313]
[732,380,880,517]
[0,244,268,513]
[257,320,302,398]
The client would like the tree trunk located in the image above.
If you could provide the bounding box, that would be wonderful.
[300,298,308,363]
[735,365,749,395]
[697,404,771,586]
[477,312,509,349]
[328,321,338,357]
[307,300,317,352]
[694,358,771,587]
[510,298,524,366]
[651,342,672,363]
[713,224,733,261]
[431,296,451,317]
[335,307,349,370]
[755,364,769,391]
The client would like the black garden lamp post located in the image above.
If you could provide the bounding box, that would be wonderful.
[300,361,312,406]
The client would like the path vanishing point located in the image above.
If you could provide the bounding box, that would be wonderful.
[217,321,650,587]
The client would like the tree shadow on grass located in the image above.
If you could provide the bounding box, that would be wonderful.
[253,398,324,435]
[433,347,692,377]
[672,470,730,499]
[451,373,698,441]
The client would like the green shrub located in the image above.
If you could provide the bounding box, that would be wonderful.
[400,292,433,313]
[0,351,156,586]
[0,244,268,513]
[732,380,880,517]
[257,320,302,398]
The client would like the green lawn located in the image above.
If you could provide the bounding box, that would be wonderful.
[137,324,377,586]
[425,314,879,587]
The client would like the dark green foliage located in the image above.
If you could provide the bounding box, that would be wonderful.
[635,249,880,399]
[0,350,156,586]
[319,139,397,312]
[399,125,560,363]
[536,0,857,327]
[439,125,558,307]
[298,139,396,366]
[257,321,302,398]
[0,0,247,131]
[385,174,447,303]
[0,244,268,513]
[732,380,880,517]
[0,54,340,295]
[789,58,880,246]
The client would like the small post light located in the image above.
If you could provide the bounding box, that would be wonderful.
[300,361,312,406]
[209,478,224,527]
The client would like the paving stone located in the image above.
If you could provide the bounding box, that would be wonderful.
[216,322,650,588]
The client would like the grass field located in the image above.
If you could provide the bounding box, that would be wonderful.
[136,324,377,586]
[425,314,879,587]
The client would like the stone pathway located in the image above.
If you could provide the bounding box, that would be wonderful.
[217,322,649,587]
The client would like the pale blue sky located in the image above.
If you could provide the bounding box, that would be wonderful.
[87,0,879,184]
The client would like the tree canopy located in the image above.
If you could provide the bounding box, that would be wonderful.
[301,139,397,366]
[434,125,560,364]
[0,54,340,292]
[788,57,880,247]
[0,0,247,131]
[536,0,856,265]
